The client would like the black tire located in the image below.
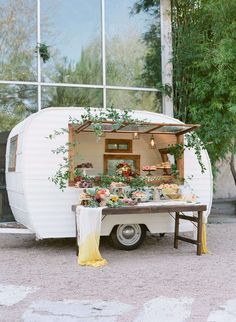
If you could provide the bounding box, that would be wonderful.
[109,224,146,250]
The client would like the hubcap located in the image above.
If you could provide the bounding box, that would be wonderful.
[117,224,142,246]
[122,226,135,239]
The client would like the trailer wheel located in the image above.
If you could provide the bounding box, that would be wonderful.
[109,224,146,250]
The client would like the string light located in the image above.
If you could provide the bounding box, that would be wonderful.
[149,134,156,149]
[133,132,139,140]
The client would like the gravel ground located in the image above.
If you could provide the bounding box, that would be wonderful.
[0,223,236,322]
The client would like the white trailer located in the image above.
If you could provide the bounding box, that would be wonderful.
[5,108,213,249]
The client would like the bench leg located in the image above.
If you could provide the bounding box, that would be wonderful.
[197,211,203,255]
[75,215,79,256]
[174,212,179,249]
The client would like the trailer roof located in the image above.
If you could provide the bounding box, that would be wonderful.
[74,120,200,136]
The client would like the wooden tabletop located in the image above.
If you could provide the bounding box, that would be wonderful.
[72,202,207,214]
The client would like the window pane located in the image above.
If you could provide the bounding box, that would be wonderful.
[108,144,118,150]
[0,84,37,131]
[105,0,161,87]
[41,0,102,85]
[118,144,128,150]
[8,135,18,171]
[42,86,103,108]
[0,0,37,81]
[107,89,162,112]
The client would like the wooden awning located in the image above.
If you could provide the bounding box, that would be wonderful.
[73,120,200,136]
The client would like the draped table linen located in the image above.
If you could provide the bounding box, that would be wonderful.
[75,206,107,267]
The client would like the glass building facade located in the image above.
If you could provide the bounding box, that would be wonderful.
[0,0,171,117]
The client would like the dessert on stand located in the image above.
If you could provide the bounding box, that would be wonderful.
[142,165,157,176]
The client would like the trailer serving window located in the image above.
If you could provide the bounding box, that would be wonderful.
[68,120,200,186]
[8,135,18,172]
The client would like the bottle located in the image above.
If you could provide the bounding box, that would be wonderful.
[153,188,160,201]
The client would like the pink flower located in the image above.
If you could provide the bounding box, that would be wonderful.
[96,189,110,200]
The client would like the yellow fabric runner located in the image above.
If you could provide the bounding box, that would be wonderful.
[201,223,208,254]
[76,206,107,267]
[78,233,107,267]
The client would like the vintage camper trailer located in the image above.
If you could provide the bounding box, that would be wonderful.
[5,108,213,249]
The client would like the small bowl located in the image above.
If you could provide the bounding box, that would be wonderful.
[165,193,182,200]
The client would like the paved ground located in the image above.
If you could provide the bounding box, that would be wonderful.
[0,222,236,322]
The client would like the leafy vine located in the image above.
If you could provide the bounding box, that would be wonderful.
[168,132,206,173]
[48,107,206,191]
[48,107,146,190]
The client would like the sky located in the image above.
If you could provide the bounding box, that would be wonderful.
[41,0,152,63]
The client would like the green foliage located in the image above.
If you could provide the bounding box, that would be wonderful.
[94,174,147,190]
[171,0,236,172]
[50,166,70,191]
[167,132,206,173]
[128,176,147,189]
[167,143,184,160]
[185,133,207,173]
[71,105,145,140]
[94,175,116,188]
[0,109,22,131]
[134,0,236,177]
[37,43,50,63]
[132,1,161,89]
[48,108,145,190]
[0,100,36,131]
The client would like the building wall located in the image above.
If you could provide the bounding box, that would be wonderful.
[214,158,236,199]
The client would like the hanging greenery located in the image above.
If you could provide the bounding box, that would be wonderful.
[48,107,206,190]
[168,132,206,173]
[37,43,50,63]
[74,105,145,140]
[48,107,146,190]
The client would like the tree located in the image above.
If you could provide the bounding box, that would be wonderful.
[133,0,236,179]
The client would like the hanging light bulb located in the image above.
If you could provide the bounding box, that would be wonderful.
[133,132,139,140]
[149,134,156,149]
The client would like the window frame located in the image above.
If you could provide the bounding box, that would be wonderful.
[0,0,172,113]
[105,139,132,153]
[8,135,18,172]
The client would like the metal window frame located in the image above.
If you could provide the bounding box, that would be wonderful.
[0,0,173,114]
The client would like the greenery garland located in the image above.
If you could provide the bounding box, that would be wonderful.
[168,132,206,173]
[48,106,206,190]
[48,107,146,190]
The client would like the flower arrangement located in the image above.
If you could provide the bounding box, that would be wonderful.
[116,162,136,178]
[95,188,110,207]
[131,190,148,202]
[75,175,93,188]
[79,187,136,208]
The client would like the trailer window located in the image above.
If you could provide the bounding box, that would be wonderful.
[105,139,132,153]
[8,135,18,172]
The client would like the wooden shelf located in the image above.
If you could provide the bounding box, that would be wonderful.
[156,166,171,169]
[142,169,156,176]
